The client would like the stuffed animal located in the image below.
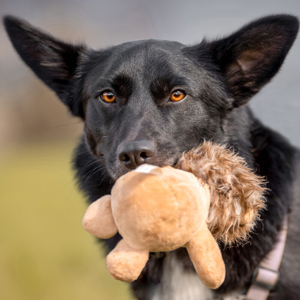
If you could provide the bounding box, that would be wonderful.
[82,142,266,289]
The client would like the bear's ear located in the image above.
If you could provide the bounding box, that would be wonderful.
[3,15,87,118]
[203,15,299,107]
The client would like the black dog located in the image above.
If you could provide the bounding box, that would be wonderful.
[4,14,300,299]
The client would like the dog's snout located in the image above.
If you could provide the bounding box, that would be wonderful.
[117,140,156,169]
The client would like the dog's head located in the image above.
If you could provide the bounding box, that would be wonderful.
[4,15,298,179]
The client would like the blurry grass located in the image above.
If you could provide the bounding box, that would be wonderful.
[0,141,134,300]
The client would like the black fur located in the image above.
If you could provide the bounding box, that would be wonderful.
[4,14,300,299]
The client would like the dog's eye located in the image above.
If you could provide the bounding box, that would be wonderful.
[100,91,116,103]
[170,90,186,102]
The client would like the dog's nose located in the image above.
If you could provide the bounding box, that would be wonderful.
[117,140,156,169]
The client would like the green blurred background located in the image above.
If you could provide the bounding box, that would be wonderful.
[1,0,299,299]
[0,141,133,300]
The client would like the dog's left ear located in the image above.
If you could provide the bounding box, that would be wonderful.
[4,16,87,118]
[203,15,299,107]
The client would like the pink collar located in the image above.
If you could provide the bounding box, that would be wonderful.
[246,215,288,300]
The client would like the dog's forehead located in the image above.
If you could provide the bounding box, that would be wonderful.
[109,40,189,77]
[114,39,184,59]
[85,39,203,92]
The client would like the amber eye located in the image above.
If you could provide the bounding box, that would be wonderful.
[100,91,116,103]
[170,90,186,102]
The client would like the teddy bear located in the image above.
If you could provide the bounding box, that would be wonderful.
[82,141,266,289]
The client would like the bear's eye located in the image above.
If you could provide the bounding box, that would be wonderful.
[100,91,116,103]
[170,90,186,102]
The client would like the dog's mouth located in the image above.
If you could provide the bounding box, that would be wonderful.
[108,155,180,181]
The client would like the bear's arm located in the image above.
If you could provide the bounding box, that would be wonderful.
[82,195,118,239]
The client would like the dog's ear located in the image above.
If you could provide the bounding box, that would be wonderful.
[3,16,87,118]
[204,15,299,107]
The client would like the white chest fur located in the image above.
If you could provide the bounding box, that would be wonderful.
[151,254,214,300]
[151,254,242,300]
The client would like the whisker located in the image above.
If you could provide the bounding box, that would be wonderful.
[78,159,99,177]
[85,165,106,182]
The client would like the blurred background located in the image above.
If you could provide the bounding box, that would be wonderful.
[0,0,299,299]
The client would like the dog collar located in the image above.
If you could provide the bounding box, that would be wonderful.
[245,215,288,300]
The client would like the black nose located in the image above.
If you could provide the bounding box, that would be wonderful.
[117,140,156,169]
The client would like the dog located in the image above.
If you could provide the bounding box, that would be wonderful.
[4,14,300,299]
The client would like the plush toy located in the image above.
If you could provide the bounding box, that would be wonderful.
[82,142,266,289]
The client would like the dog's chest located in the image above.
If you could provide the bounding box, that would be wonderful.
[151,254,242,300]
[151,254,213,300]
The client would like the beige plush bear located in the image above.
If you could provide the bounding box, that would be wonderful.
[82,142,265,289]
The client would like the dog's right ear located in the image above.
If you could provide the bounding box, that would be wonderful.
[3,16,87,118]
[191,15,299,108]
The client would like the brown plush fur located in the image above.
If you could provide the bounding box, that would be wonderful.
[176,141,266,245]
